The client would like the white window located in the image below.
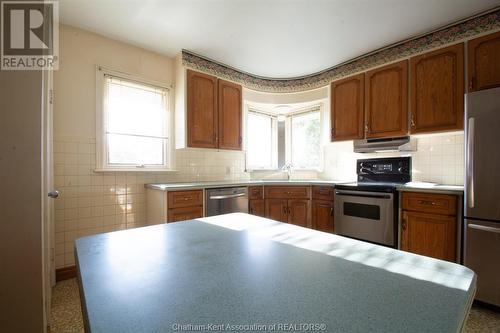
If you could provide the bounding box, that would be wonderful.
[290,111,321,169]
[245,104,322,171]
[96,67,172,171]
[246,110,277,170]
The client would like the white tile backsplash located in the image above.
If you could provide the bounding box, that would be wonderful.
[319,132,464,185]
[53,135,250,268]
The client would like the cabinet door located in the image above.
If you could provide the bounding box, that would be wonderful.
[401,211,456,262]
[312,200,334,233]
[249,199,265,217]
[218,79,242,150]
[288,199,309,228]
[331,73,365,141]
[409,43,464,134]
[187,70,218,148]
[365,60,408,138]
[265,199,287,222]
[468,31,500,92]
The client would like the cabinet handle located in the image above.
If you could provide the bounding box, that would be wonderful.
[418,200,436,206]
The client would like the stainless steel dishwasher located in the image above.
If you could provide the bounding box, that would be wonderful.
[205,187,249,217]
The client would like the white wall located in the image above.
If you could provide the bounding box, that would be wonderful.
[53,25,248,268]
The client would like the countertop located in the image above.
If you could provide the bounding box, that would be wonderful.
[145,180,464,194]
[76,213,475,333]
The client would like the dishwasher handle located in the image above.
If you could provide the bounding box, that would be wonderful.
[209,193,246,200]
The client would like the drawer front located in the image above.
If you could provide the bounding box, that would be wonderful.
[402,192,457,215]
[167,190,203,209]
[265,186,310,199]
[248,186,263,200]
[312,185,334,201]
[168,206,203,223]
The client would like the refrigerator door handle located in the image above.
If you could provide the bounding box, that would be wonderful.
[468,223,500,234]
[467,117,475,208]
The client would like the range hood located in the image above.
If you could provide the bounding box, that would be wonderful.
[353,136,416,153]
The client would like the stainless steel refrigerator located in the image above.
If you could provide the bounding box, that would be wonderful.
[464,86,500,307]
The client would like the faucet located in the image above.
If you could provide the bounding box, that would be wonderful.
[281,163,292,181]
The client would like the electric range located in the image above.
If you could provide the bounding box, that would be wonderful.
[334,157,411,247]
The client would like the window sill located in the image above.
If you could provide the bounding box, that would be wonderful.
[93,168,179,173]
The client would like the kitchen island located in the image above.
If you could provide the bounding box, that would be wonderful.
[76,213,475,333]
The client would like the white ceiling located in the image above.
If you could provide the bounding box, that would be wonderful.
[60,0,500,79]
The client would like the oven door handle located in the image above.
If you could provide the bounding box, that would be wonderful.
[334,191,392,199]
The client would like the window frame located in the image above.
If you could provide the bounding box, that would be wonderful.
[95,66,175,172]
[245,107,278,171]
[287,105,323,171]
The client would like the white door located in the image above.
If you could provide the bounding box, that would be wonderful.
[42,69,56,329]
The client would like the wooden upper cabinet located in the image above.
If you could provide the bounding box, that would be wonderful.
[187,70,218,148]
[468,31,500,92]
[331,73,365,141]
[365,60,408,138]
[218,79,242,150]
[409,43,464,134]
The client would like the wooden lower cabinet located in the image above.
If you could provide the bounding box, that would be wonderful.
[265,198,310,226]
[288,200,309,227]
[168,206,204,223]
[265,199,288,222]
[249,199,265,217]
[401,210,456,262]
[312,200,334,233]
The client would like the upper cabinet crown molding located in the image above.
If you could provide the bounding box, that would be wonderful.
[330,73,365,141]
[409,43,464,134]
[468,30,500,92]
[365,60,408,138]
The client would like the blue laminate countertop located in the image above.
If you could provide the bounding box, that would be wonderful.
[76,213,475,333]
[145,180,464,194]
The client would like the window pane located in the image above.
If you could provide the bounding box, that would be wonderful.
[247,112,273,169]
[107,134,164,165]
[107,79,165,137]
[291,112,320,169]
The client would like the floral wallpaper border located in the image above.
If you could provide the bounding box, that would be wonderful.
[182,9,500,93]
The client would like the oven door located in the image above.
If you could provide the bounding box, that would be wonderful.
[334,189,395,247]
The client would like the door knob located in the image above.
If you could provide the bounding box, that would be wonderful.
[48,190,59,199]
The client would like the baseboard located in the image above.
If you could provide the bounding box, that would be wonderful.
[56,265,77,282]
